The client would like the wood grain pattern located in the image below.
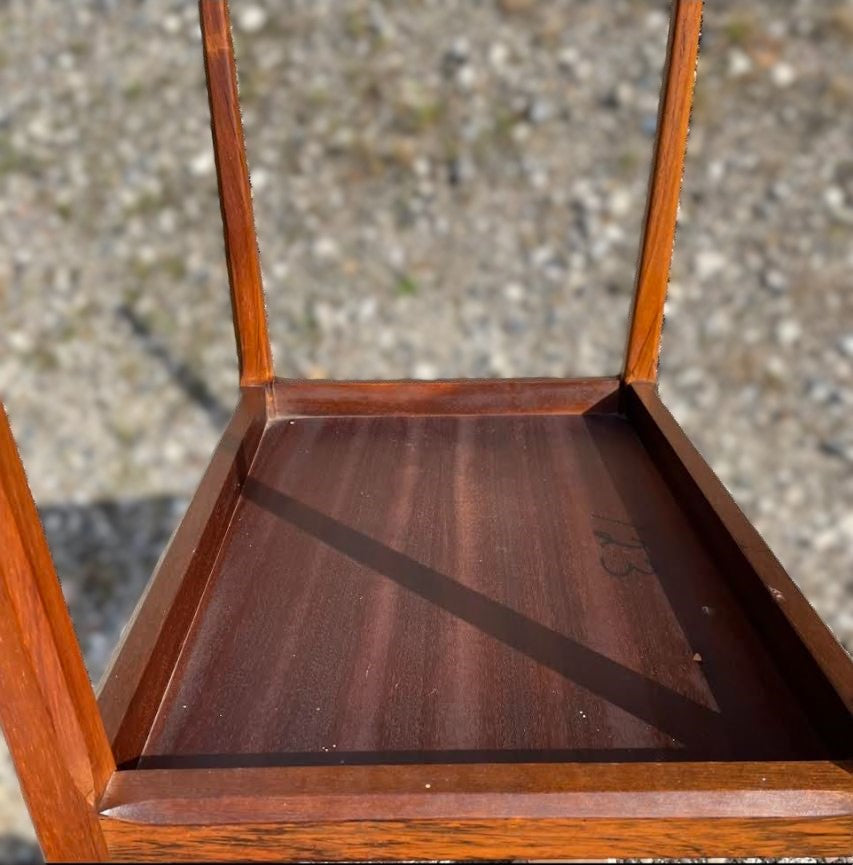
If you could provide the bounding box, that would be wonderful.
[200,0,273,386]
[5,0,852,858]
[99,761,853,824]
[140,412,824,766]
[625,382,853,752]
[98,386,267,768]
[101,816,853,862]
[624,0,702,382]
[0,403,113,861]
[271,376,620,417]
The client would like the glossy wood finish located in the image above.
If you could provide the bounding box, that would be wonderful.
[4,0,853,861]
[624,0,702,383]
[200,0,273,386]
[98,386,267,768]
[99,814,853,862]
[97,762,853,861]
[140,411,822,766]
[99,760,853,824]
[624,382,853,751]
[0,403,113,861]
[3,377,850,861]
[271,376,620,417]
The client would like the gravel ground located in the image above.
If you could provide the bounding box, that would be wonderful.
[1,0,851,857]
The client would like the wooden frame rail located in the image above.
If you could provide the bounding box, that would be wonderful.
[186,2,709,794]
[3,1,851,862]
[0,404,115,861]
[97,386,268,768]
[200,0,274,386]
[96,761,853,861]
[624,0,702,383]
[201,0,704,388]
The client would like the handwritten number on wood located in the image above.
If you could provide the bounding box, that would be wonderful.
[591,515,655,578]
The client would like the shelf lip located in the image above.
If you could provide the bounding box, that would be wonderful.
[269,376,621,418]
[98,760,853,825]
[625,382,853,729]
[96,386,269,767]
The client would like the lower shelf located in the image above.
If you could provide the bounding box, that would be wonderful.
[139,409,825,767]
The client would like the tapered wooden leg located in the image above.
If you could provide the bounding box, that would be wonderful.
[0,404,114,861]
[200,0,275,387]
[624,0,703,383]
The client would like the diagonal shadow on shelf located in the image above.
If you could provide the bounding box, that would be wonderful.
[241,478,726,752]
[581,416,830,760]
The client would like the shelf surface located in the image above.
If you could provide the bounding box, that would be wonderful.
[140,412,824,767]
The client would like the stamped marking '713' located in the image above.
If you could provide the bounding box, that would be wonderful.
[591,514,655,578]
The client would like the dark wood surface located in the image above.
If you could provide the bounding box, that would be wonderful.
[140,409,826,766]
[624,0,702,382]
[200,0,274,386]
[625,382,853,752]
[99,386,267,768]
[5,0,853,859]
[0,403,113,860]
[271,376,620,417]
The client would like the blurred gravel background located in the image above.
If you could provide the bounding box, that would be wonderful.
[1,0,851,858]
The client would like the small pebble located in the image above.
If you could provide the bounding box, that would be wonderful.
[237,5,267,34]
[728,49,753,78]
[771,62,797,88]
